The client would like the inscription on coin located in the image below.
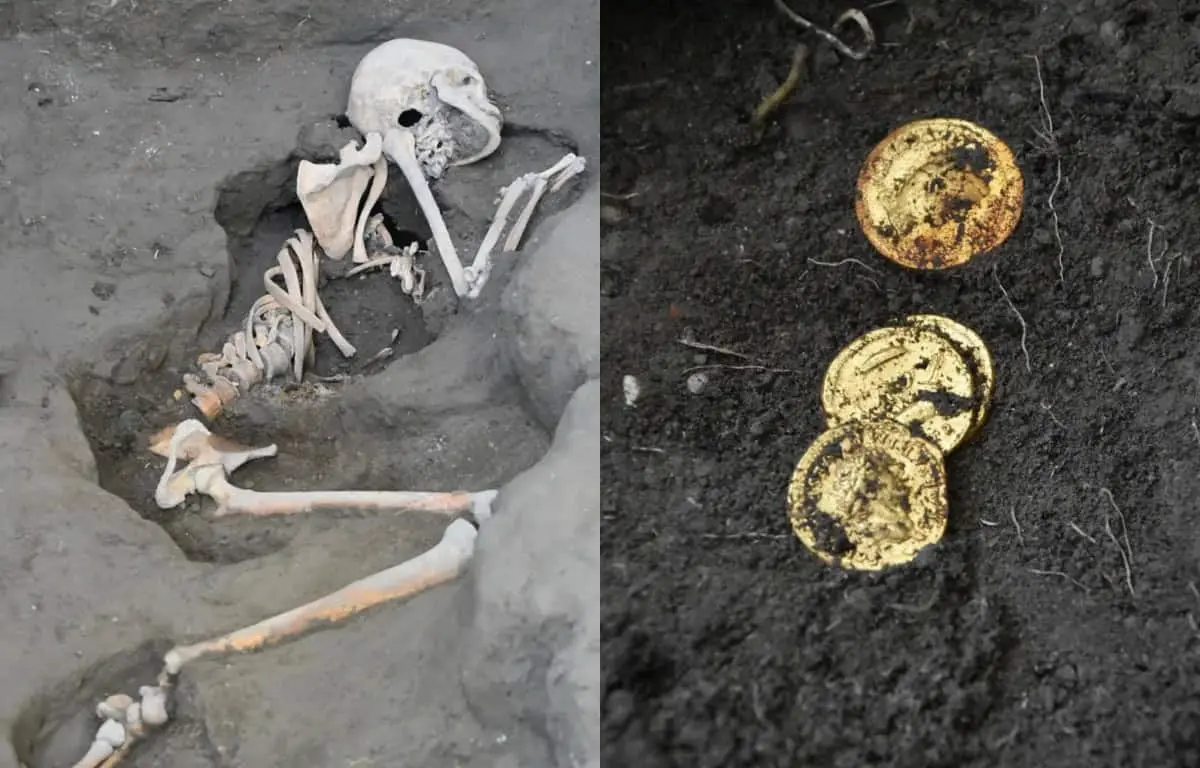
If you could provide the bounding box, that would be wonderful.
[787,420,949,571]
[822,325,978,454]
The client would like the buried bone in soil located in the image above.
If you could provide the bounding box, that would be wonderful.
[67,36,584,768]
[185,37,586,420]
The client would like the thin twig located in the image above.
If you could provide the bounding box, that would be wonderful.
[1162,253,1180,308]
[1099,487,1135,597]
[601,190,639,200]
[1068,521,1097,545]
[993,265,1032,373]
[1030,55,1065,287]
[611,79,669,94]
[751,43,809,135]
[773,0,876,60]
[677,337,751,360]
[1010,505,1024,546]
[700,531,791,540]
[1029,568,1089,592]
[1191,417,1200,447]
[808,256,881,274]
[1145,220,1161,288]
[682,363,804,376]
[1041,401,1066,429]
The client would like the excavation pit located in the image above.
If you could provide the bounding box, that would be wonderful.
[71,155,551,564]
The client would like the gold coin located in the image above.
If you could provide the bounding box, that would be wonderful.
[787,420,948,571]
[902,314,994,440]
[821,325,977,454]
[855,117,1024,270]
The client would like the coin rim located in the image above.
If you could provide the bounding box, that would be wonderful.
[854,117,1025,270]
[787,419,949,571]
[901,314,995,441]
[820,324,979,454]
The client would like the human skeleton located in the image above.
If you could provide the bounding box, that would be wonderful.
[183,38,585,420]
[68,39,584,768]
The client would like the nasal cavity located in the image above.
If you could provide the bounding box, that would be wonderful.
[397,109,423,128]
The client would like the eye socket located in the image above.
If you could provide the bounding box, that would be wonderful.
[397,109,423,127]
[460,74,476,87]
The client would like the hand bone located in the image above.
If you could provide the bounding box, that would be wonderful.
[151,419,497,520]
[345,215,426,299]
[163,517,478,674]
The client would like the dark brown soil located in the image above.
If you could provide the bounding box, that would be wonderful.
[601,2,1200,766]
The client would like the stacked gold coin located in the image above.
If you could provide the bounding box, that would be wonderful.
[787,315,994,571]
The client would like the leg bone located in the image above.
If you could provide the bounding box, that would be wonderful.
[164,518,478,674]
[152,420,497,522]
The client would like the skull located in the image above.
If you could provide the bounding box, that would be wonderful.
[346,39,503,177]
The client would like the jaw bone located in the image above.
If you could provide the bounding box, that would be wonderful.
[296,133,387,263]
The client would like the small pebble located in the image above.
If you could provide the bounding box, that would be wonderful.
[1099,19,1125,47]
[600,204,623,224]
[686,372,709,394]
[1090,256,1106,278]
[622,375,641,407]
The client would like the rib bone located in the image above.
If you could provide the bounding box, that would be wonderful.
[164,518,478,674]
[181,230,359,420]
